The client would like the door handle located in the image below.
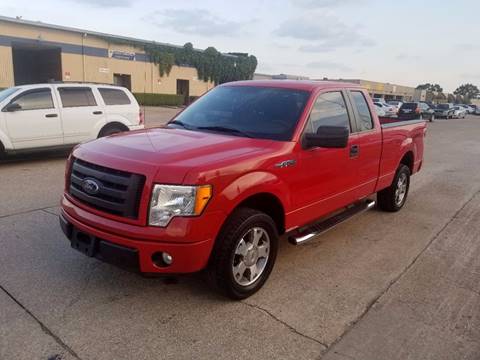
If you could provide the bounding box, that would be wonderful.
[45,113,58,118]
[93,111,103,115]
[350,144,360,158]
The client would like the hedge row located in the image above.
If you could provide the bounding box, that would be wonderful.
[133,93,184,106]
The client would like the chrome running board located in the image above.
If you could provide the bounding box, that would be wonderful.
[288,200,376,245]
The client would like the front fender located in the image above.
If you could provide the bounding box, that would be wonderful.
[213,171,291,218]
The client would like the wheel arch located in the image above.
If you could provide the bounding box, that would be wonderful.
[97,121,129,138]
[399,150,414,173]
[234,192,286,235]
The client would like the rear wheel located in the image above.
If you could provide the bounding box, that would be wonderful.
[0,142,6,160]
[98,124,127,138]
[377,164,410,212]
[207,208,278,299]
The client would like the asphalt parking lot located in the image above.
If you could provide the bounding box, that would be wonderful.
[1,113,480,360]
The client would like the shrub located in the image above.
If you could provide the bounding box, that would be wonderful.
[133,93,184,106]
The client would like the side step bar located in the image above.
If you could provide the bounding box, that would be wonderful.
[288,200,376,245]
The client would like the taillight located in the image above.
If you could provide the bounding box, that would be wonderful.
[139,109,145,125]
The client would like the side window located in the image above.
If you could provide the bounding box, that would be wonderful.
[58,87,97,108]
[351,91,374,131]
[99,88,131,105]
[307,91,350,133]
[10,89,54,111]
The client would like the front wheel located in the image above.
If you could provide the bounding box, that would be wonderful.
[207,208,278,299]
[377,164,410,212]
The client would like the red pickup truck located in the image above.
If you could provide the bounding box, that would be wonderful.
[60,80,426,299]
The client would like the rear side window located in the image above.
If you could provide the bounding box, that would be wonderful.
[10,89,54,111]
[350,91,373,131]
[99,88,131,105]
[307,91,350,133]
[58,87,97,107]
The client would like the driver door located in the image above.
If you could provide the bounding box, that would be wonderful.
[3,87,62,150]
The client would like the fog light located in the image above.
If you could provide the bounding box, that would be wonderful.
[152,252,174,267]
[162,252,173,265]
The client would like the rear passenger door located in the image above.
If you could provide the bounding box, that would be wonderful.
[293,90,359,225]
[347,90,382,198]
[56,86,106,144]
[3,87,63,149]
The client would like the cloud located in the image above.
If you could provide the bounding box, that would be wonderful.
[71,0,132,7]
[291,0,363,8]
[460,73,480,80]
[274,14,375,52]
[306,60,352,72]
[146,9,250,37]
[395,53,421,61]
[454,44,480,52]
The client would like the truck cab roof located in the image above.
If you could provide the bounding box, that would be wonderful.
[225,80,362,92]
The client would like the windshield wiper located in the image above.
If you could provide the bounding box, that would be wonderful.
[196,126,253,138]
[168,120,194,130]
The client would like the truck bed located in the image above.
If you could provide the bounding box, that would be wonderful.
[375,117,427,192]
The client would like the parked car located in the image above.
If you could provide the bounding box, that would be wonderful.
[59,80,426,299]
[374,104,387,117]
[398,102,435,122]
[458,104,474,114]
[452,106,467,118]
[434,103,455,119]
[0,83,144,157]
[387,100,403,112]
[471,104,480,115]
[374,101,397,116]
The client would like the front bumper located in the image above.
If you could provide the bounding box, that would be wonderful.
[60,196,225,274]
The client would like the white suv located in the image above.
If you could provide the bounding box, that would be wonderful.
[0,83,144,157]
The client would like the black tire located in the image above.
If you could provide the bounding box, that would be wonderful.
[98,125,126,138]
[377,164,411,212]
[0,142,6,160]
[207,207,278,300]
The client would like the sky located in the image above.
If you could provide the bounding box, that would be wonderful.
[1,0,479,92]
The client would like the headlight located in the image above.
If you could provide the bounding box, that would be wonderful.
[149,184,212,227]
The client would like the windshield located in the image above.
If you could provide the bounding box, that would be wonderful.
[169,86,310,141]
[437,104,449,109]
[0,87,19,103]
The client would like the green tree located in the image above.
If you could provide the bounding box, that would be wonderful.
[416,83,443,93]
[454,83,479,101]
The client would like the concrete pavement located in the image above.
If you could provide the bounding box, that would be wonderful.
[1,115,480,359]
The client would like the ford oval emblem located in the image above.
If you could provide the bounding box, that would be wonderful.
[82,178,100,195]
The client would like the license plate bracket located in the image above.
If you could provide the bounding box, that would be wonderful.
[71,229,98,257]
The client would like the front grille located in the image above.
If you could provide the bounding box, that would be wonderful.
[69,158,145,219]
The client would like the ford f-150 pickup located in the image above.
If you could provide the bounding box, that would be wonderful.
[60,80,426,299]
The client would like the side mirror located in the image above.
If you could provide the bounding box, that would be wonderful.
[3,103,21,112]
[303,126,349,149]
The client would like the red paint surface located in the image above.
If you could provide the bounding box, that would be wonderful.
[61,80,426,273]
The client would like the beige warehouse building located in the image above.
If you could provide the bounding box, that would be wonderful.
[0,15,224,103]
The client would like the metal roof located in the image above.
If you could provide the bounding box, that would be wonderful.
[0,15,237,57]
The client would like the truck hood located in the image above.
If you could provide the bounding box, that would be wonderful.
[73,128,279,184]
